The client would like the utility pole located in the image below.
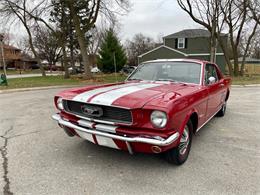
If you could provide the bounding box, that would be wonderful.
[0,34,8,86]
[113,52,117,82]
[0,34,7,76]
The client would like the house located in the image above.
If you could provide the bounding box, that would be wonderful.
[138,29,228,72]
[0,44,36,69]
[0,44,22,69]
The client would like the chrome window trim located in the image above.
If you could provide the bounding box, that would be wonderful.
[127,60,203,86]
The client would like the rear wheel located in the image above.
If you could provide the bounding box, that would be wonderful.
[165,120,193,165]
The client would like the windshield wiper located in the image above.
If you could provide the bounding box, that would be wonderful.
[128,78,143,81]
[155,78,176,82]
[155,79,187,85]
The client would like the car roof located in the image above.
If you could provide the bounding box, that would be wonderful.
[141,58,209,64]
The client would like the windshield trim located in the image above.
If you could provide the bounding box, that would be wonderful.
[126,61,203,85]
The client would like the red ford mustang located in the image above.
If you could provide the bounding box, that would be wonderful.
[52,59,231,165]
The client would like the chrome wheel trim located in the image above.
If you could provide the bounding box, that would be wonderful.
[222,102,226,113]
[179,126,190,155]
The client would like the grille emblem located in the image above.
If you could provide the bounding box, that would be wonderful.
[81,105,103,117]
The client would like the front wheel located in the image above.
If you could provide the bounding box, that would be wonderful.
[216,101,226,117]
[164,120,193,165]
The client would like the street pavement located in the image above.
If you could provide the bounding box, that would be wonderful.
[0,86,259,195]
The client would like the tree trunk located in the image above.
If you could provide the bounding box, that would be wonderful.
[69,4,92,79]
[217,34,233,76]
[210,35,217,63]
[210,18,217,63]
[240,55,247,76]
[60,1,70,79]
[240,23,258,76]
[62,44,69,79]
[233,52,239,77]
[27,26,46,77]
[69,16,75,73]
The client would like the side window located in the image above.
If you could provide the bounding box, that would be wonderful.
[205,64,219,85]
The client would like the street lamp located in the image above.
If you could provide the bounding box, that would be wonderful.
[0,34,8,86]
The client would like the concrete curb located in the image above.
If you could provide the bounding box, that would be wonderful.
[0,85,79,94]
[231,84,260,87]
[1,83,260,94]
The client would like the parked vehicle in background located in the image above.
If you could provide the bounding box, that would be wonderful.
[44,65,58,71]
[91,67,100,73]
[30,64,40,69]
[68,67,84,74]
[52,59,231,165]
[121,65,136,75]
[68,66,100,74]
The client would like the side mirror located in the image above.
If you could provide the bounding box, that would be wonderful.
[208,76,216,85]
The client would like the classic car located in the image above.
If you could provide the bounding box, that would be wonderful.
[52,59,231,165]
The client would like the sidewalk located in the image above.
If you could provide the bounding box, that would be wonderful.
[0,85,77,94]
[7,73,61,79]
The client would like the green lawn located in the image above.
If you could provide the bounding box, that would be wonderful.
[231,75,260,85]
[1,73,260,90]
[0,74,127,90]
[94,73,127,83]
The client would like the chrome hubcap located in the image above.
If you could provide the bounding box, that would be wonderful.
[179,126,190,155]
[222,103,226,113]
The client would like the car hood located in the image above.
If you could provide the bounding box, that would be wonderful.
[58,81,199,109]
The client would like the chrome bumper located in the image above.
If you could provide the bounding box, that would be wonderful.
[52,114,179,147]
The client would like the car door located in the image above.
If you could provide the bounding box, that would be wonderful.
[205,63,224,119]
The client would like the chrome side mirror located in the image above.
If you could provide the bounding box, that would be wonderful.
[208,76,216,85]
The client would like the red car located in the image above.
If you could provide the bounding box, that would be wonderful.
[52,59,231,165]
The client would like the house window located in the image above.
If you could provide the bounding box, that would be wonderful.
[178,38,185,49]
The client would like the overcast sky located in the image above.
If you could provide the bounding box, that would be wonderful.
[2,0,201,45]
[118,0,200,41]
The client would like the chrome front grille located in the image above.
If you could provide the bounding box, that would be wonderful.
[63,100,132,124]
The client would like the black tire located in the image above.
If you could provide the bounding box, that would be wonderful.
[164,120,193,165]
[216,101,226,117]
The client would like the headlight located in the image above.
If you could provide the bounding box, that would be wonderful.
[150,110,167,128]
[57,97,64,110]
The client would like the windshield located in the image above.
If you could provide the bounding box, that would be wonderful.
[128,61,202,84]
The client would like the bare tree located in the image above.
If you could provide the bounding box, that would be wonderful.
[177,0,259,76]
[178,0,220,62]
[249,0,260,24]
[87,27,104,56]
[0,0,46,76]
[250,30,260,58]
[34,26,62,66]
[125,33,157,66]
[66,0,130,79]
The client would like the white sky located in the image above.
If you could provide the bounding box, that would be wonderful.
[118,0,200,41]
[2,0,201,46]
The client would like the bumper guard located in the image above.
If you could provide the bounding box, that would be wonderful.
[52,114,179,148]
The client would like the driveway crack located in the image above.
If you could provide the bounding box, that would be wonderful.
[0,126,14,195]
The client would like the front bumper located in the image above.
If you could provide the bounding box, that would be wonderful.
[52,113,179,153]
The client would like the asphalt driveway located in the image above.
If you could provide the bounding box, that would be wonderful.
[0,86,259,195]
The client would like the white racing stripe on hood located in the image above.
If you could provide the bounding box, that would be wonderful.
[89,83,162,106]
[72,83,139,102]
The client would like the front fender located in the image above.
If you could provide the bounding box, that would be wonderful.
[176,108,198,143]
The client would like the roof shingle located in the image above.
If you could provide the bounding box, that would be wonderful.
[164,29,226,39]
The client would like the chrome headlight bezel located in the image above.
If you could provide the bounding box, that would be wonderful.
[150,110,168,128]
[57,97,64,110]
